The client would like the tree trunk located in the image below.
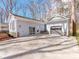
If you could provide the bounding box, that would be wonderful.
[71,0,76,36]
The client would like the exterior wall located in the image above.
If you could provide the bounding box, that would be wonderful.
[9,16,17,37]
[16,20,45,37]
[9,15,45,37]
[16,20,29,37]
[39,24,45,31]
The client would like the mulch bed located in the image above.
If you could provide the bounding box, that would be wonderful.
[0,33,14,41]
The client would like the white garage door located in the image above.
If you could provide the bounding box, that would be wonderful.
[50,26,63,36]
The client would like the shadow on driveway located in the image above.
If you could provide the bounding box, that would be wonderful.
[2,38,78,59]
[0,36,62,46]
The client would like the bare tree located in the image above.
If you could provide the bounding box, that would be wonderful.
[0,8,5,23]
[1,0,19,23]
[70,0,76,36]
[63,0,76,36]
[24,0,52,22]
[26,1,39,19]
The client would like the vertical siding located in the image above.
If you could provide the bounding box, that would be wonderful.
[9,15,45,37]
[9,15,17,37]
[17,20,29,37]
[16,20,45,37]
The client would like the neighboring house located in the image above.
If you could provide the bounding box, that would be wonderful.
[46,15,69,36]
[0,23,8,32]
[9,13,45,37]
[0,18,9,32]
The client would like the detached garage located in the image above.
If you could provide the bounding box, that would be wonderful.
[9,13,45,37]
[46,15,69,36]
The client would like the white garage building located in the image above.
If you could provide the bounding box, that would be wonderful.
[46,15,69,36]
[9,13,45,37]
[9,13,69,37]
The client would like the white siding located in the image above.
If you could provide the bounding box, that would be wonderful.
[9,14,45,37]
[39,24,45,31]
[16,20,45,37]
[16,20,29,37]
[9,15,16,32]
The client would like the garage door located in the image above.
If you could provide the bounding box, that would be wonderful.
[50,26,63,36]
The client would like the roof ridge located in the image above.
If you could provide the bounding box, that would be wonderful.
[11,13,42,22]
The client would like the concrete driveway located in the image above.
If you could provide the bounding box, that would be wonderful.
[0,34,79,59]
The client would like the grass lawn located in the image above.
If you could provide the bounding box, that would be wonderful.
[76,37,79,45]
[76,25,79,44]
[76,33,79,44]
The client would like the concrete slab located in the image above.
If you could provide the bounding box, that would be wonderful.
[0,34,79,59]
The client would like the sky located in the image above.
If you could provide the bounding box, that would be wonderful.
[0,0,66,18]
[0,0,50,18]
